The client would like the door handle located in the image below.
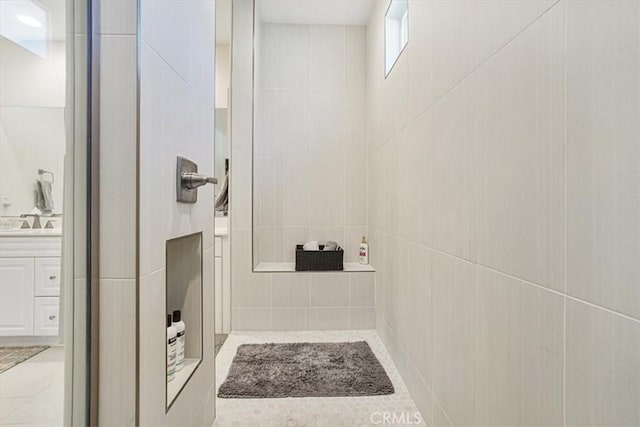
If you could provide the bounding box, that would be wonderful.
[177,156,215,203]
[181,172,217,190]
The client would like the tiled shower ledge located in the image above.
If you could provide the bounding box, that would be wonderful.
[254,262,375,272]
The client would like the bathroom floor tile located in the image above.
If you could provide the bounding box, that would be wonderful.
[214,330,426,427]
[0,347,64,425]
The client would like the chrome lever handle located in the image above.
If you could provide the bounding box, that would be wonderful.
[181,172,217,190]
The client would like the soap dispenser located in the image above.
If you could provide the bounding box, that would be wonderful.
[167,314,177,382]
[359,236,369,265]
[172,310,186,372]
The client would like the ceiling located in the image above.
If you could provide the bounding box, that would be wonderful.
[256,0,375,26]
[0,0,66,48]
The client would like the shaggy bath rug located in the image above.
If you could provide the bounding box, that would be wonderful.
[218,341,394,398]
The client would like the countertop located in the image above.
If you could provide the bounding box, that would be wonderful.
[0,229,62,237]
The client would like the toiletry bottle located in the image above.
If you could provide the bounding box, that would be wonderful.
[172,310,186,372]
[167,314,177,382]
[359,236,369,265]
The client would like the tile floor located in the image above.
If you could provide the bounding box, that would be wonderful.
[215,334,229,357]
[0,346,49,374]
[214,330,425,427]
[0,346,64,426]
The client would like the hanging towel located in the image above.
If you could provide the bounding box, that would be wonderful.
[214,172,229,213]
[36,179,54,213]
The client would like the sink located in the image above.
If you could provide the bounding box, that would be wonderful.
[0,217,63,236]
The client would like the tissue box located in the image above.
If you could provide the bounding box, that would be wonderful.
[295,245,344,271]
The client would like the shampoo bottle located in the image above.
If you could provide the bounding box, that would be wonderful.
[359,236,369,265]
[167,314,177,382]
[172,310,186,372]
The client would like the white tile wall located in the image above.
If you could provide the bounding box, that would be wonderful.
[229,8,375,333]
[565,299,640,427]
[476,7,565,290]
[430,253,476,427]
[367,0,640,426]
[565,0,640,319]
[253,23,369,266]
[310,274,349,307]
[100,0,137,35]
[99,35,137,280]
[98,280,136,426]
[97,11,138,425]
[475,268,564,426]
[89,0,217,424]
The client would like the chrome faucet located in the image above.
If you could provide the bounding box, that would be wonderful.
[20,214,42,229]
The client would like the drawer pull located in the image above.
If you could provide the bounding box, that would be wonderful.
[49,315,56,321]
[49,275,57,280]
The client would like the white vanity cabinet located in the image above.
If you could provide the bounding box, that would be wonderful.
[0,235,62,337]
[0,258,35,336]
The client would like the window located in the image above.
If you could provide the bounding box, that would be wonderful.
[385,0,408,76]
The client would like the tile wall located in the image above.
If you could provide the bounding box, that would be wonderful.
[366,1,640,426]
[230,0,376,331]
[97,0,138,424]
[253,22,368,266]
[97,0,216,425]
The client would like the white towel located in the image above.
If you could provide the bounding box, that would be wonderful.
[303,241,320,251]
[36,179,54,213]
[323,241,338,251]
[214,172,229,212]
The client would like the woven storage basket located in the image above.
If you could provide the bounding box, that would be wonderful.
[295,245,344,271]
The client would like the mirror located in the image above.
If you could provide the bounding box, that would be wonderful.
[252,0,372,271]
[0,3,66,218]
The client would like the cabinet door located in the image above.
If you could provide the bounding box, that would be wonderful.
[0,258,35,336]
[215,257,222,334]
[35,258,61,296]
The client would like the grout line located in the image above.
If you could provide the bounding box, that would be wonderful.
[371,229,640,325]
[138,266,165,280]
[378,310,455,427]
[564,295,640,325]
[139,38,213,109]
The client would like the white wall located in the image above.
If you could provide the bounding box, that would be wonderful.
[230,0,375,331]
[0,38,66,215]
[253,23,368,266]
[366,1,639,426]
[215,43,230,109]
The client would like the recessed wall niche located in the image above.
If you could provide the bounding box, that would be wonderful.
[251,2,371,271]
[166,232,203,409]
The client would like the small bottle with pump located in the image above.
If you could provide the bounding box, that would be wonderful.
[172,310,186,372]
[167,314,177,382]
[359,236,369,265]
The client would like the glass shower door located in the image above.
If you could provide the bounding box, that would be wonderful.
[0,0,94,424]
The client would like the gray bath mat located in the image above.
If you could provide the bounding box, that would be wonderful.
[218,341,395,398]
[0,346,49,374]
